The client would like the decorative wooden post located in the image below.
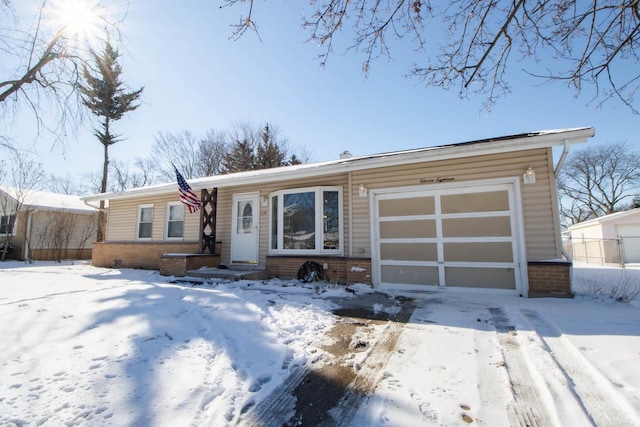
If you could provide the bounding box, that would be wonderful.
[199,188,217,254]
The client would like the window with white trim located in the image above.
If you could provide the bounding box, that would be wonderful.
[269,187,342,254]
[165,202,184,239]
[0,214,16,235]
[137,205,154,239]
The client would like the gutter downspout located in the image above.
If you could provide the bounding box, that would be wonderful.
[347,171,353,257]
[25,209,39,262]
[554,139,574,265]
[83,200,104,211]
[554,138,571,176]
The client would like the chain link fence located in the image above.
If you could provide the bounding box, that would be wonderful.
[564,236,640,267]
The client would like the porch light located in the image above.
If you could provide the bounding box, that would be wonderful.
[359,184,368,197]
[523,167,536,184]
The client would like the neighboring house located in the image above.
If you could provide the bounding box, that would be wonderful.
[0,187,99,261]
[565,208,640,265]
[82,127,595,297]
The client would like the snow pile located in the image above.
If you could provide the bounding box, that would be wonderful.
[572,262,640,305]
[0,261,639,426]
[0,262,360,426]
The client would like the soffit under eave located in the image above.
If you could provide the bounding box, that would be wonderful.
[83,127,595,202]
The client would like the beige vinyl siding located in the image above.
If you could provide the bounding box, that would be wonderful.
[351,148,559,260]
[29,211,97,250]
[103,148,560,264]
[106,194,199,242]
[216,174,349,265]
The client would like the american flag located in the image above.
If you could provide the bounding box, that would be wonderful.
[173,166,202,213]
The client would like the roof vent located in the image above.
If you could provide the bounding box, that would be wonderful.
[339,150,352,159]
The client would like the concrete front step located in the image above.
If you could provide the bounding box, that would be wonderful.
[185,266,269,281]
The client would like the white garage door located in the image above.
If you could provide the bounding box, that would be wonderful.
[617,225,640,264]
[373,181,525,293]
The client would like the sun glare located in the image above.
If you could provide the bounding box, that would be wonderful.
[50,0,104,44]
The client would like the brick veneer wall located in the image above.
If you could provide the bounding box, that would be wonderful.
[346,258,373,284]
[527,261,573,297]
[92,242,201,270]
[29,248,92,261]
[266,256,373,285]
[159,253,221,276]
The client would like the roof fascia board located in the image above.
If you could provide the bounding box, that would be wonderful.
[22,205,98,214]
[83,127,595,202]
[568,209,640,229]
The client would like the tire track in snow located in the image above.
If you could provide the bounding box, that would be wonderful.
[237,296,415,426]
[520,309,637,427]
[488,307,554,427]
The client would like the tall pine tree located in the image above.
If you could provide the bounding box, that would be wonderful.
[255,124,286,169]
[222,122,301,173]
[79,42,143,241]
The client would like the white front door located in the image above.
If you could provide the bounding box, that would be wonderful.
[231,193,260,264]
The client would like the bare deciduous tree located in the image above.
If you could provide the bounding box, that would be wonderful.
[0,150,45,260]
[84,157,160,193]
[152,130,202,180]
[110,158,160,191]
[30,210,96,262]
[224,0,640,111]
[46,173,82,195]
[1,1,123,148]
[197,129,230,177]
[558,141,640,226]
[151,129,229,180]
[33,211,76,262]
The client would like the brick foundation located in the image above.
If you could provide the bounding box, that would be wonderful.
[92,241,217,270]
[28,248,92,261]
[159,253,221,276]
[527,261,573,297]
[266,256,372,285]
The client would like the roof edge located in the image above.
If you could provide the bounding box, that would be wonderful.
[82,127,595,202]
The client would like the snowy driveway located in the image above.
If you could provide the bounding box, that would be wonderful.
[0,262,639,426]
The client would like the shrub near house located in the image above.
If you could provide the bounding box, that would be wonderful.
[0,187,98,261]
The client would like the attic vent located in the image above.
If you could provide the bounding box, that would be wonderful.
[340,150,352,159]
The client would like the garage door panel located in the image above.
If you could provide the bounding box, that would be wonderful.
[374,183,522,293]
[441,191,509,213]
[381,265,439,285]
[380,220,437,238]
[379,197,435,216]
[380,243,438,262]
[442,217,511,237]
[446,267,515,289]
[443,242,513,262]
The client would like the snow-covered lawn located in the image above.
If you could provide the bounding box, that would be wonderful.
[0,261,638,426]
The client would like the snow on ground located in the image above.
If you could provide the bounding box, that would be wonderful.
[0,261,639,426]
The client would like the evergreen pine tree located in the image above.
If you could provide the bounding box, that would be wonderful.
[79,42,143,241]
[255,124,286,169]
[222,138,255,173]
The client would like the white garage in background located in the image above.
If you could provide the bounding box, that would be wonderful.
[617,224,640,264]
[373,178,527,295]
[566,209,640,266]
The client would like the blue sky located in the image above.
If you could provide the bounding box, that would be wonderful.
[6,0,640,179]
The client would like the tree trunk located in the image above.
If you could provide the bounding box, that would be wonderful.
[96,119,111,243]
